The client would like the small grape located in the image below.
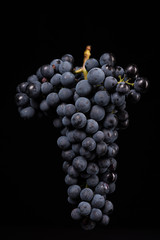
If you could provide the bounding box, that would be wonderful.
[80,188,94,202]
[90,208,102,222]
[78,201,91,216]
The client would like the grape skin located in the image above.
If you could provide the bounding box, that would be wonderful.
[87,67,105,85]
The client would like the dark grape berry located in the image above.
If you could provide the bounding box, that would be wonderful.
[18,82,29,93]
[99,53,116,67]
[114,66,124,78]
[125,64,138,78]
[101,64,115,77]
[15,93,29,107]
[134,77,149,93]
[40,64,54,78]
[116,82,130,94]
[127,89,141,103]
[102,172,117,183]
[26,82,41,98]
[61,54,74,64]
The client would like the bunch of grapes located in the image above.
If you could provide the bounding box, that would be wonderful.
[15,46,149,230]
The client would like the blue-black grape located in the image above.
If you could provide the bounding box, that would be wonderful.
[102,129,118,143]
[73,129,86,142]
[101,64,115,77]
[58,88,73,102]
[50,73,62,86]
[90,208,102,222]
[98,157,111,168]
[66,130,76,143]
[76,80,92,96]
[20,106,35,119]
[95,182,109,195]
[85,58,99,71]
[53,118,63,128]
[72,143,81,154]
[71,208,82,220]
[41,82,53,95]
[134,77,149,93]
[87,68,105,85]
[103,113,118,129]
[94,90,110,106]
[72,156,87,172]
[75,97,91,113]
[116,109,129,121]
[18,82,29,93]
[86,175,99,188]
[114,66,124,78]
[64,104,76,117]
[27,74,39,84]
[93,131,105,143]
[62,161,70,173]
[46,92,60,107]
[71,112,87,129]
[41,64,54,78]
[57,136,71,150]
[90,105,105,121]
[127,89,141,103]
[15,93,29,107]
[61,54,74,64]
[39,99,50,112]
[62,116,71,126]
[104,76,117,91]
[85,119,99,134]
[56,103,66,117]
[36,67,43,79]
[111,92,125,106]
[61,149,76,162]
[107,143,119,157]
[81,218,96,230]
[125,64,138,79]
[79,147,92,158]
[103,200,114,214]
[26,82,41,98]
[108,182,116,194]
[59,61,72,74]
[101,214,110,225]
[78,201,91,216]
[67,185,81,199]
[65,174,78,185]
[68,196,78,205]
[67,165,79,178]
[101,172,117,183]
[86,162,99,175]
[116,82,130,94]
[91,194,105,208]
[50,59,62,72]
[82,137,96,151]
[96,141,108,156]
[61,72,75,87]
[99,53,116,67]
[80,188,94,202]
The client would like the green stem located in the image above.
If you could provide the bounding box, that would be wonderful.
[117,75,125,84]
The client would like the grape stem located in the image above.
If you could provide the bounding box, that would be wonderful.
[85,183,89,188]
[125,78,134,86]
[117,75,124,83]
[74,45,91,80]
[117,75,134,86]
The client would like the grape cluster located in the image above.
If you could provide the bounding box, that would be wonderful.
[15,47,149,230]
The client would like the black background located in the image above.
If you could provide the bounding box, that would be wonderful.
[1,2,160,239]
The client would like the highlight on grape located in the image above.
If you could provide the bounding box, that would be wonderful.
[15,46,149,230]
